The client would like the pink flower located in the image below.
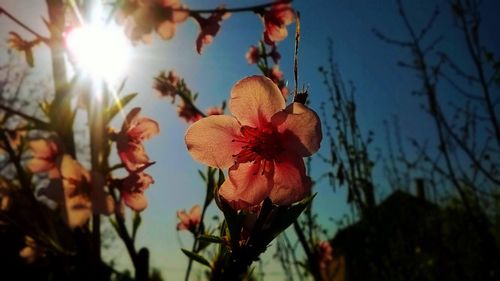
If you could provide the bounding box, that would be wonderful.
[185,76,321,210]
[118,0,189,43]
[156,0,190,40]
[268,65,289,100]
[26,139,60,178]
[317,241,333,268]
[194,7,231,54]
[120,172,154,212]
[116,107,159,172]
[177,100,203,124]
[154,70,180,101]
[246,46,260,64]
[176,204,201,232]
[262,2,295,45]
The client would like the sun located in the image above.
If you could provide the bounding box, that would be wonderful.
[66,24,131,84]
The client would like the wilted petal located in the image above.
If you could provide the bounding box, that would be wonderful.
[271,102,322,157]
[269,152,311,205]
[219,162,273,210]
[230,76,285,127]
[185,115,242,168]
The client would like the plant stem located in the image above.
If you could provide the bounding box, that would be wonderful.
[179,0,291,15]
[0,7,48,41]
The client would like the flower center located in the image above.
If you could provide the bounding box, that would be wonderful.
[232,125,282,175]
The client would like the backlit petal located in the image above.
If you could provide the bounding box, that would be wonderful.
[129,117,160,141]
[269,152,312,205]
[219,162,273,210]
[271,102,322,157]
[27,159,53,173]
[229,76,285,127]
[185,115,242,168]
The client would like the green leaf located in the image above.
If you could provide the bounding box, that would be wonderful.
[105,93,138,122]
[214,170,243,249]
[198,169,206,182]
[263,194,315,244]
[132,212,142,241]
[181,249,212,268]
[198,234,226,244]
[109,218,120,233]
[25,48,34,67]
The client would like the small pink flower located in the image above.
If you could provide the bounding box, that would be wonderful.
[268,65,288,100]
[246,46,260,64]
[185,76,321,210]
[120,172,154,212]
[26,139,60,178]
[176,204,201,232]
[317,241,333,268]
[154,70,180,102]
[116,107,160,172]
[262,2,295,45]
[118,0,189,43]
[156,0,190,40]
[206,106,224,116]
[177,100,203,124]
[194,6,231,54]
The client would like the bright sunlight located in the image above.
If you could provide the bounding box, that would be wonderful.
[66,25,131,84]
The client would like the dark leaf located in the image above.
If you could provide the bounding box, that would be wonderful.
[181,249,212,268]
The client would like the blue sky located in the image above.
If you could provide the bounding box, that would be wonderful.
[1,0,499,279]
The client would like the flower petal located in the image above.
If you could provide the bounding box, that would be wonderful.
[271,102,322,157]
[118,142,151,172]
[157,20,176,40]
[269,152,312,205]
[29,139,57,158]
[129,117,160,141]
[189,204,201,219]
[185,115,242,168]
[27,158,53,173]
[229,76,285,127]
[122,191,148,212]
[219,162,273,210]
[177,210,190,225]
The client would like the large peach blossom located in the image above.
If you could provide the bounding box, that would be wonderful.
[116,107,159,172]
[185,76,321,209]
[176,204,201,232]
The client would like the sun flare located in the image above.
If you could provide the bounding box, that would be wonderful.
[66,25,131,84]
